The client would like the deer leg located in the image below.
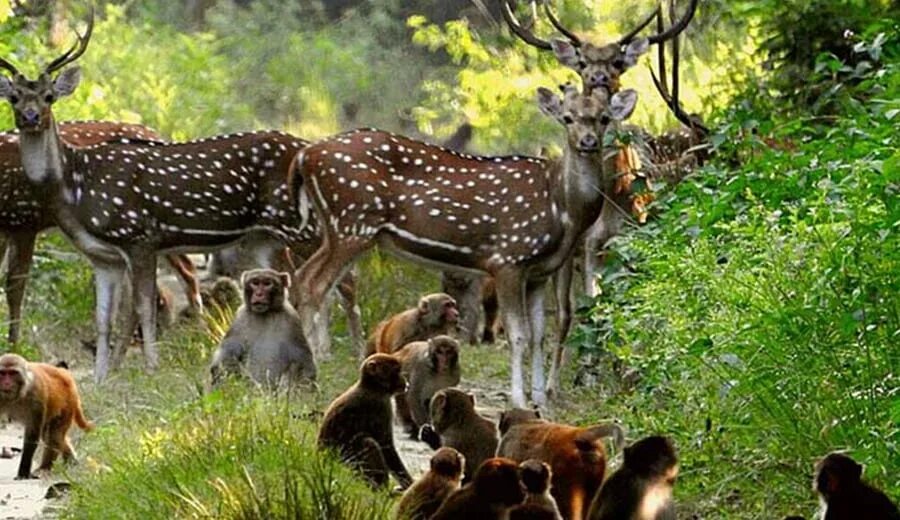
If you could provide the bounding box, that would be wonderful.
[93,262,126,383]
[583,226,602,299]
[5,232,37,346]
[526,279,548,407]
[295,238,370,358]
[494,269,529,408]
[166,254,201,310]
[337,269,365,356]
[131,252,160,372]
[548,257,574,400]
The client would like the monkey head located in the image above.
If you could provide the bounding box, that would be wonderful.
[815,452,862,499]
[499,407,542,435]
[241,269,290,314]
[0,354,30,400]
[360,354,407,395]
[519,459,552,494]
[624,435,678,482]
[418,293,459,328]
[472,457,526,505]
[430,388,475,432]
[431,447,465,480]
[427,335,460,373]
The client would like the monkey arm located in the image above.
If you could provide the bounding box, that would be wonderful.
[209,337,247,384]
[382,444,413,489]
[16,413,42,479]
[419,424,443,450]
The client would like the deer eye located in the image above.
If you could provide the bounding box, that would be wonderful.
[613,59,625,69]
[562,115,574,125]
[577,60,587,70]
[8,95,18,104]
[44,94,54,103]
[600,115,611,125]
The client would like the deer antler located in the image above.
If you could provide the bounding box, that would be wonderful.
[44,5,94,75]
[0,56,20,77]
[501,0,553,50]
[541,1,582,47]
[644,0,698,45]
[649,1,708,135]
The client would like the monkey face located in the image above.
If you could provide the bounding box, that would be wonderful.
[418,293,459,327]
[0,355,27,399]
[428,336,460,373]
[241,270,287,314]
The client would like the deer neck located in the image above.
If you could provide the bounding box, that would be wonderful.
[17,116,67,192]
[558,145,612,235]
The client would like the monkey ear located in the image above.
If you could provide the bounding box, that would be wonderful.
[278,272,291,289]
[430,392,446,415]
[418,297,430,315]
[240,271,251,287]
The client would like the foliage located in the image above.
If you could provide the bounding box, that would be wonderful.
[568,26,900,517]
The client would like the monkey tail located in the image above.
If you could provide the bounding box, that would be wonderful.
[74,404,95,432]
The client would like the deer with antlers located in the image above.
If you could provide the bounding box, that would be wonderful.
[0,10,343,381]
[1,123,205,347]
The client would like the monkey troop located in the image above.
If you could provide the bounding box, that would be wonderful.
[0,353,93,479]
[208,268,317,388]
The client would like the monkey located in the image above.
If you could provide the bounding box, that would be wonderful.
[497,408,625,520]
[431,457,526,520]
[519,459,563,520]
[813,452,899,520]
[392,335,461,439]
[208,269,316,388]
[419,388,499,483]
[366,293,459,356]
[0,354,94,479]
[317,354,413,489]
[395,447,465,520]
[586,435,679,520]
[181,276,243,321]
[509,503,563,520]
[440,272,483,345]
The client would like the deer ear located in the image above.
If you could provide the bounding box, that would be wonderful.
[278,272,291,290]
[551,39,581,68]
[53,67,81,98]
[608,89,638,121]
[623,38,649,68]
[0,76,12,98]
[537,87,564,121]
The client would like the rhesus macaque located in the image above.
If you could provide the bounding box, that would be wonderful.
[420,388,498,483]
[431,457,526,520]
[395,447,465,520]
[440,272,483,345]
[497,408,625,520]
[204,276,243,312]
[520,459,563,520]
[366,293,459,356]
[587,435,679,520]
[318,354,412,489]
[392,335,461,439]
[814,452,899,520]
[0,354,94,479]
[208,269,316,388]
[510,503,563,520]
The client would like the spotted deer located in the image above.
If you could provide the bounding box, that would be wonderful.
[501,0,698,95]
[1,123,203,347]
[0,11,322,382]
[294,84,638,407]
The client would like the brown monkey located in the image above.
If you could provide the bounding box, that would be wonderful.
[392,335,461,439]
[510,503,563,520]
[587,435,679,520]
[520,459,563,520]
[431,457,526,520]
[366,293,459,356]
[0,354,94,479]
[814,452,899,520]
[317,354,413,489]
[497,408,625,520]
[395,447,465,520]
[208,269,316,388]
[420,388,498,483]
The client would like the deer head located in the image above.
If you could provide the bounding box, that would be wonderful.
[536,83,638,156]
[0,8,93,134]
[502,0,698,93]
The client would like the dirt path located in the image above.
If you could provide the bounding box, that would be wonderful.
[0,424,60,520]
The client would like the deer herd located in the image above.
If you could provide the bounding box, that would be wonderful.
[0,2,897,519]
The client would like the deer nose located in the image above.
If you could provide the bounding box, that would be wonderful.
[590,72,608,86]
[579,135,598,151]
[22,109,39,125]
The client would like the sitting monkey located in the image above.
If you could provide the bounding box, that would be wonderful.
[209,269,316,387]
